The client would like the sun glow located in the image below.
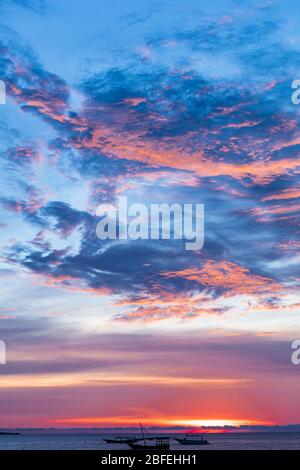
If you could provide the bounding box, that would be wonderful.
[52,416,271,428]
[171,419,270,427]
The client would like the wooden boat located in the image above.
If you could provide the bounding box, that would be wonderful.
[127,424,170,450]
[175,434,210,445]
[128,437,170,450]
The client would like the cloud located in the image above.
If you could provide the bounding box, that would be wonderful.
[0,2,298,327]
[1,0,48,14]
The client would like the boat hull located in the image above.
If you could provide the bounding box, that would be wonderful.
[128,443,170,450]
[103,438,137,444]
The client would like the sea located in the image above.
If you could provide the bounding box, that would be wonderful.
[0,432,299,450]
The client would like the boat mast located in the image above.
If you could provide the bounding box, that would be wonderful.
[139,423,146,445]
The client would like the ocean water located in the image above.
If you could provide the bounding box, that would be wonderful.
[0,433,299,450]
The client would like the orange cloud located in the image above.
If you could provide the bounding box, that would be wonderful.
[73,127,300,184]
[262,188,300,201]
[161,260,281,295]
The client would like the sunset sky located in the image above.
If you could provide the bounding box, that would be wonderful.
[0,0,300,430]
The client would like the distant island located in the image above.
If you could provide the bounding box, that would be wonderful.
[0,431,20,435]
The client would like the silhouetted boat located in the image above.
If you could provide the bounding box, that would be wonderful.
[0,432,20,435]
[103,436,137,444]
[129,437,170,450]
[175,435,210,445]
[127,424,170,450]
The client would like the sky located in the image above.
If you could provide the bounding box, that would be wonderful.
[0,0,299,430]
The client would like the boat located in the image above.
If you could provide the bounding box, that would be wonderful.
[129,437,170,450]
[127,424,170,450]
[103,436,137,444]
[0,431,20,435]
[175,434,210,445]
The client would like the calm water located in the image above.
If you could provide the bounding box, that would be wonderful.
[0,433,299,450]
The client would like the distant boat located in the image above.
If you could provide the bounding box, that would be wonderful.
[175,434,210,445]
[127,424,170,450]
[103,436,137,444]
[0,432,20,435]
